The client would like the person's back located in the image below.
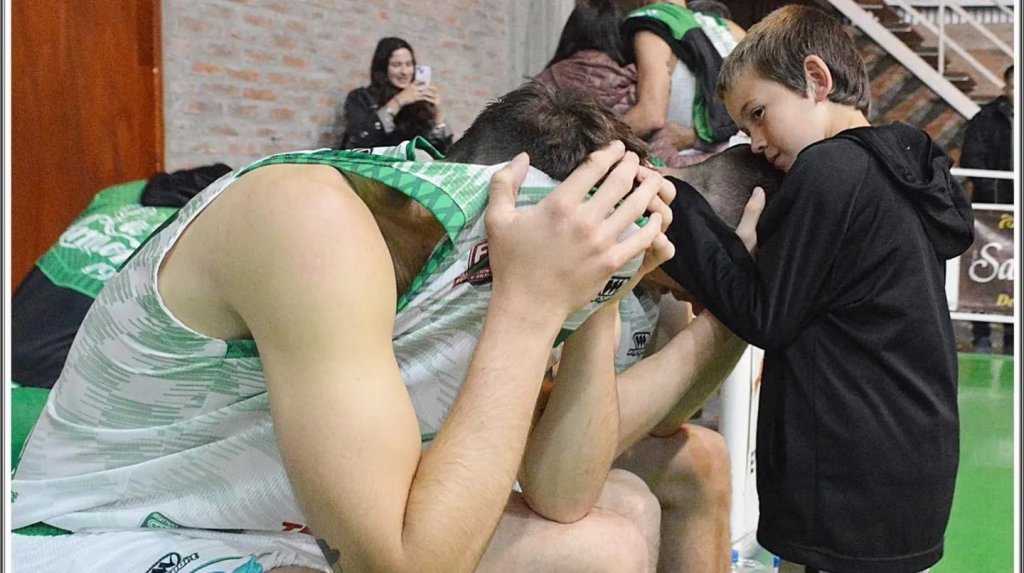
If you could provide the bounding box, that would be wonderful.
[534,0,638,116]
[960,64,1014,205]
[620,0,740,166]
[659,6,973,572]
[536,50,638,116]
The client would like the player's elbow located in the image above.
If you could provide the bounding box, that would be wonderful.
[625,103,667,138]
[637,106,667,135]
[521,487,596,524]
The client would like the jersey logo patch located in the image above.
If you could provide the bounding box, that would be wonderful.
[145,552,198,573]
[627,330,652,357]
[453,240,492,287]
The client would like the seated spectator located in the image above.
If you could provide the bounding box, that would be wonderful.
[11,163,231,389]
[621,0,741,166]
[340,37,452,153]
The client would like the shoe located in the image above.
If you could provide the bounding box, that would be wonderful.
[973,337,993,354]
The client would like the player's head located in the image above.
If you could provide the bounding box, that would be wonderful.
[444,81,649,180]
[645,144,783,300]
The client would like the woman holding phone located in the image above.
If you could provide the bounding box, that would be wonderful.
[340,37,453,152]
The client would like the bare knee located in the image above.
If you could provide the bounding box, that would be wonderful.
[660,425,731,508]
[601,469,661,528]
[566,510,651,573]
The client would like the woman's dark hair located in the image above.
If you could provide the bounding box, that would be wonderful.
[369,37,416,104]
[368,37,436,141]
[547,0,630,68]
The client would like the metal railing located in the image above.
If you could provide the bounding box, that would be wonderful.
[830,0,981,117]
[950,167,1016,180]
[887,0,1009,88]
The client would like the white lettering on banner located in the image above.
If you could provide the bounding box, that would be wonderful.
[968,243,1017,283]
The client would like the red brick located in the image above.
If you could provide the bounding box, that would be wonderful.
[269,108,295,121]
[164,0,512,170]
[243,88,277,102]
[192,61,222,75]
[227,69,261,83]
[282,56,307,69]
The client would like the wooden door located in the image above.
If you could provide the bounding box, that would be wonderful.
[11,0,163,288]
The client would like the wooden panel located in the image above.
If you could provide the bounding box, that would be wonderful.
[12,0,163,288]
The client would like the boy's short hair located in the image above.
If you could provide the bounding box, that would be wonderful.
[445,81,649,180]
[716,5,871,114]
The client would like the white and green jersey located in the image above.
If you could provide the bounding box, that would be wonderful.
[12,139,645,535]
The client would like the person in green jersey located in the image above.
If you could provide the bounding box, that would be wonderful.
[14,83,676,572]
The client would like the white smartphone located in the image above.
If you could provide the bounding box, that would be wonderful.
[415,64,432,85]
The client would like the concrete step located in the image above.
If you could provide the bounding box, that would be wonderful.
[858,1,904,25]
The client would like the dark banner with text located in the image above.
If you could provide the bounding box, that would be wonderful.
[956,208,1014,315]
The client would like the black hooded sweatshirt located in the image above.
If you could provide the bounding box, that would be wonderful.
[662,123,974,572]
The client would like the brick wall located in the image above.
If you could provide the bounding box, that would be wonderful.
[162,0,513,170]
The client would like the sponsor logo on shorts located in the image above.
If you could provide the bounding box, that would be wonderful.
[145,552,198,573]
[453,240,492,287]
[627,330,651,357]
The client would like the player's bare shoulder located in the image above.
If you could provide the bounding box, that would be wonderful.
[161,162,396,341]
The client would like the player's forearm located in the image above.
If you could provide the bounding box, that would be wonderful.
[650,316,747,436]
[616,313,745,454]
[519,307,620,523]
[399,298,562,571]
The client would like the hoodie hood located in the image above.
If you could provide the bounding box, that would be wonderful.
[835,123,974,260]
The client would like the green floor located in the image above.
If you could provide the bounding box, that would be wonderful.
[932,353,1015,573]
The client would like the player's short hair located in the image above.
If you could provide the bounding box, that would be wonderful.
[445,82,649,180]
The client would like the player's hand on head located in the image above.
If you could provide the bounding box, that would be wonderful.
[736,187,765,253]
[484,142,663,317]
[636,165,674,233]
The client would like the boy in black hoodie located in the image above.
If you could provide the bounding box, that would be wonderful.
[659,5,975,572]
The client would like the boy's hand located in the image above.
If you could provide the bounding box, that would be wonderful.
[485,142,667,318]
[736,187,766,253]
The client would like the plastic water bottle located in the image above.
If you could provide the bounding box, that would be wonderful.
[731,548,780,572]
[732,549,768,572]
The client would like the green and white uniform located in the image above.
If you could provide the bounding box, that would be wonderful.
[12,140,644,571]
